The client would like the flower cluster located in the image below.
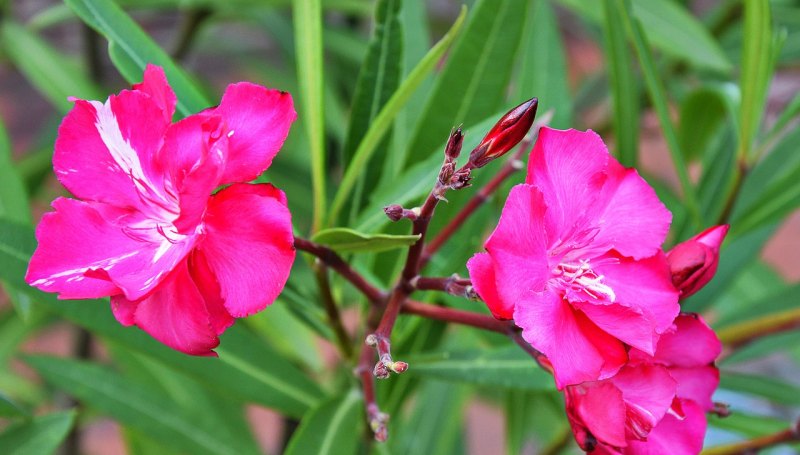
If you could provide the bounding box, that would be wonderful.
[26,65,297,355]
[468,128,727,453]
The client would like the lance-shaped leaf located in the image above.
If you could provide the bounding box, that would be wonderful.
[311,227,419,253]
[284,390,362,455]
[0,411,75,455]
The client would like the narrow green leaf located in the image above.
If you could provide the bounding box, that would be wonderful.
[328,6,467,224]
[406,0,529,166]
[0,393,28,418]
[0,120,29,225]
[64,0,209,116]
[766,91,800,141]
[0,411,75,455]
[284,390,362,455]
[26,356,257,455]
[602,0,639,166]
[0,22,102,113]
[678,88,728,162]
[293,0,326,232]
[719,372,800,406]
[407,346,555,390]
[343,0,402,162]
[707,411,786,438]
[517,0,572,129]
[311,227,419,253]
[614,0,702,228]
[392,380,468,455]
[558,0,731,73]
[0,218,324,417]
[738,0,772,162]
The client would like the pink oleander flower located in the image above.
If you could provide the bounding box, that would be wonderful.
[468,128,680,387]
[26,64,297,356]
[566,314,721,454]
[667,225,729,299]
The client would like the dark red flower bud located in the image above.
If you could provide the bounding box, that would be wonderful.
[445,127,464,160]
[468,97,538,168]
[383,204,419,222]
[666,225,729,299]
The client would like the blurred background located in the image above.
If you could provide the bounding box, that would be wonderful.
[1,0,800,453]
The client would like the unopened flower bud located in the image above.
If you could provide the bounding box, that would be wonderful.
[666,225,729,299]
[383,205,419,222]
[468,98,538,168]
[373,361,391,379]
[445,127,464,160]
[390,361,408,373]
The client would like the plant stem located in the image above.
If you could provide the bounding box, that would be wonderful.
[357,307,388,441]
[312,262,353,358]
[401,300,508,333]
[412,275,476,299]
[717,306,800,353]
[701,419,799,455]
[716,158,749,225]
[172,7,213,61]
[294,237,386,303]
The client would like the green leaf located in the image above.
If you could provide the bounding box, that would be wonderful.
[293,0,327,232]
[343,0,402,163]
[558,0,731,73]
[284,390,362,455]
[392,380,468,455]
[0,22,102,113]
[0,393,28,418]
[26,356,257,455]
[328,6,467,224]
[407,345,555,390]
[405,0,529,166]
[64,0,210,116]
[0,411,75,455]
[614,0,702,228]
[678,88,728,162]
[707,412,786,438]
[738,0,773,162]
[0,218,324,417]
[601,0,639,166]
[517,0,572,129]
[311,227,419,253]
[719,372,800,406]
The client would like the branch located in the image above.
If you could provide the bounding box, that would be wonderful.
[294,237,386,303]
[717,307,800,354]
[412,275,477,300]
[702,419,800,455]
[312,262,353,358]
[401,300,509,333]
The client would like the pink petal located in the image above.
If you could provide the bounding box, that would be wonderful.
[484,184,550,304]
[213,83,296,183]
[668,366,719,410]
[196,183,295,317]
[466,253,511,320]
[132,64,177,123]
[53,92,170,212]
[112,260,219,356]
[651,314,721,367]
[696,224,729,250]
[525,128,608,239]
[568,381,628,449]
[188,250,235,335]
[158,113,228,233]
[611,364,677,440]
[626,399,707,455]
[26,198,197,301]
[583,252,680,354]
[514,292,627,388]
[592,161,672,260]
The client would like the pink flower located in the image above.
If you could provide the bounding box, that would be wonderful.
[566,314,721,454]
[468,128,680,388]
[666,225,729,298]
[26,65,297,356]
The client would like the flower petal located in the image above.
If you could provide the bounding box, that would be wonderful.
[525,128,608,240]
[53,91,170,212]
[112,260,219,356]
[188,250,235,335]
[196,183,295,317]
[589,253,680,354]
[668,366,719,410]
[514,292,627,388]
[26,198,197,301]
[568,381,628,449]
[592,161,672,259]
[484,184,550,304]
[626,399,707,455]
[214,83,296,183]
[132,64,177,123]
[611,364,677,440]
[467,253,511,319]
[158,113,228,233]
[650,314,721,367]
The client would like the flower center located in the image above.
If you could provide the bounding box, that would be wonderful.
[552,259,615,303]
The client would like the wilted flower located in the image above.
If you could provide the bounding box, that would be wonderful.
[468,128,679,388]
[26,65,297,355]
[667,225,729,298]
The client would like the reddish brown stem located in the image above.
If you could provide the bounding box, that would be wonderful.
[703,419,799,454]
[357,341,388,441]
[294,237,386,303]
[402,300,508,333]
